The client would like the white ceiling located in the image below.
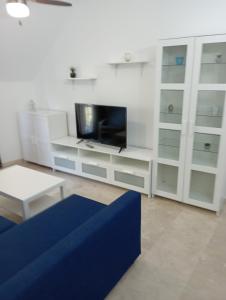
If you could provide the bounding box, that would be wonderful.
[0,0,73,81]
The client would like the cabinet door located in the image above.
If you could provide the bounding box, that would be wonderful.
[183,35,226,211]
[36,141,52,167]
[21,137,38,163]
[153,38,194,201]
[33,115,50,142]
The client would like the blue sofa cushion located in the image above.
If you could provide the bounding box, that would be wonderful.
[0,194,106,285]
[0,191,141,300]
[0,216,16,234]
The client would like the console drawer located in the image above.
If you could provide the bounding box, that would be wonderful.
[81,163,107,179]
[114,170,145,188]
[54,157,76,171]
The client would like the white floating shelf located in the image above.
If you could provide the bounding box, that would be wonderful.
[67,77,97,81]
[108,61,149,66]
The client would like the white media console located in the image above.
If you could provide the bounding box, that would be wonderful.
[50,136,153,196]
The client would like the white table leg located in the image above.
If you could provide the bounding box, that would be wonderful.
[60,185,64,200]
[22,202,30,221]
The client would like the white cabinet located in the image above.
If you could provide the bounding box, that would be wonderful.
[154,34,226,213]
[19,111,68,167]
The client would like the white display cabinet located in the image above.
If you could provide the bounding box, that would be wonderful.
[51,136,153,196]
[154,34,226,213]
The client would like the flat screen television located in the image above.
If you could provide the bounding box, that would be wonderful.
[75,103,127,149]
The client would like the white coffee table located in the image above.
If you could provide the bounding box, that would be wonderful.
[0,165,65,220]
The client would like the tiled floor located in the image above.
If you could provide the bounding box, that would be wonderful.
[0,161,226,300]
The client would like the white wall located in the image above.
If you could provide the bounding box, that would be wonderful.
[0,82,34,163]
[2,0,226,162]
[34,0,226,149]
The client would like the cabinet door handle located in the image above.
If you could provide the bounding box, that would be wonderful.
[189,121,195,137]
[181,120,188,136]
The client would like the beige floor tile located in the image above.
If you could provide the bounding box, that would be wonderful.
[1,161,226,300]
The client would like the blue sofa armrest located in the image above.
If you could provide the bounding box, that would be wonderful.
[0,191,141,300]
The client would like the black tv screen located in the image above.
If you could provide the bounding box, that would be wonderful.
[75,104,127,148]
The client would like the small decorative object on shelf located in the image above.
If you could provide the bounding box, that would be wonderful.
[124,52,132,62]
[204,143,211,151]
[175,56,184,65]
[28,99,37,111]
[215,53,222,63]
[168,104,174,113]
[70,67,76,78]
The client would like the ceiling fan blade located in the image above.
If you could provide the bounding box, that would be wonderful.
[31,0,72,6]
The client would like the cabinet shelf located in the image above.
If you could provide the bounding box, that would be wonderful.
[79,149,110,164]
[160,112,182,115]
[159,143,179,149]
[112,155,149,173]
[52,150,77,160]
[162,64,185,67]
[201,62,226,65]
[193,148,218,154]
[196,113,223,117]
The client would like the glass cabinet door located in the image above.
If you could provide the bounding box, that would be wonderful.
[195,91,225,128]
[192,133,220,167]
[184,36,226,210]
[200,42,226,84]
[155,38,194,200]
[189,171,216,204]
[157,163,178,195]
[158,129,181,161]
[161,45,187,83]
[160,90,184,124]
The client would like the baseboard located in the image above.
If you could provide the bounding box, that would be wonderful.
[1,159,23,168]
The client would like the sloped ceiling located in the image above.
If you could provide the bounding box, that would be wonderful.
[0,1,73,81]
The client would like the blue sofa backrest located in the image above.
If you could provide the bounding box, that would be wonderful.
[0,191,141,300]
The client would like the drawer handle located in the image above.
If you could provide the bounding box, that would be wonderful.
[54,155,67,159]
[120,170,135,175]
[87,162,99,167]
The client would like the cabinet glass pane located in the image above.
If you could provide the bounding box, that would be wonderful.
[200,42,226,83]
[114,171,144,188]
[54,157,76,170]
[195,91,225,128]
[192,133,220,167]
[189,171,215,203]
[158,129,181,160]
[161,45,187,83]
[157,163,178,194]
[82,163,107,178]
[160,90,184,124]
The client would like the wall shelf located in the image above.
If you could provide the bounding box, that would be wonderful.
[108,60,150,76]
[108,61,149,66]
[67,77,97,81]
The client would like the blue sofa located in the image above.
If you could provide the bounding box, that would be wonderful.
[0,190,141,300]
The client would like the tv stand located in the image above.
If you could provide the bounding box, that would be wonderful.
[50,136,153,197]
[118,147,124,154]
